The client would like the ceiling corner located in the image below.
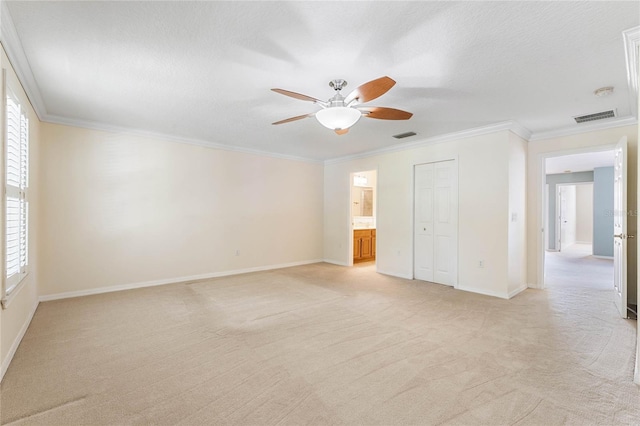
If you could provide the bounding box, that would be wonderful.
[508,120,532,141]
[0,1,47,120]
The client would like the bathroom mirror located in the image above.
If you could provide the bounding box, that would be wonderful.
[352,187,374,217]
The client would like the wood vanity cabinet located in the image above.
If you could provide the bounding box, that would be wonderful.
[354,229,376,263]
[372,229,376,257]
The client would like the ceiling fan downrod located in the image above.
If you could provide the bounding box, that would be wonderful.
[327,79,349,108]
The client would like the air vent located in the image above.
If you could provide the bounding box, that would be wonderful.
[573,110,616,123]
[392,131,417,139]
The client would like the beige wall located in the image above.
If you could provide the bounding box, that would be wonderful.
[636,78,640,386]
[325,130,523,299]
[39,123,324,297]
[575,183,594,244]
[508,133,528,296]
[526,125,638,293]
[0,46,41,379]
[636,115,640,385]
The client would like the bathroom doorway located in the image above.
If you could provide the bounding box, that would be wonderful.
[351,170,377,266]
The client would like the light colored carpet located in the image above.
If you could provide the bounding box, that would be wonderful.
[545,243,613,290]
[1,261,638,425]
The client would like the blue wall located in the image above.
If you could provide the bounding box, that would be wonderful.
[593,167,614,257]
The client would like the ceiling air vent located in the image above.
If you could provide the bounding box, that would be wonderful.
[393,131,417,139]
[573,109,616,124]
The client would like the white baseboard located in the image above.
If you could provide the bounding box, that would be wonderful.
[322,259,349,267]
[575,241,592,245]
[39,259,324,302]
[456,285,509,300]
[376,269,413,280]
[508,283,528,299]
[1,298,39,382]
[593,255,614,260]
[635,342,639,385]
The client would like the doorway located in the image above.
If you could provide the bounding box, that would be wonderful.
[541,147,628,315]
[351,170,376,266]
[556,183,593,253]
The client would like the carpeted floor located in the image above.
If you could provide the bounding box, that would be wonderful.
[545,243,614,290]
[1,259,638,425]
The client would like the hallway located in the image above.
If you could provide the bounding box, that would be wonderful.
[544,243,626,321]
[545,243,613,290]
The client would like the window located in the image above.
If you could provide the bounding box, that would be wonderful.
[5,88,28,295]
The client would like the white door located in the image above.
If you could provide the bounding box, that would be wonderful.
[414,163,434,281]
[558,185,577,250]
[433,161,457,284]
[414,160,458,286]
[613,136,627,318]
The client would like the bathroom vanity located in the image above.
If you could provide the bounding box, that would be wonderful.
[353,228,376,263]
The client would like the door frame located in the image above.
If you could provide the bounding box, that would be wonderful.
[544,183,550,251]
[555,182,592,252]
[412,157,459,288]
[538,145,616,289]
[556,184,565,252]
[349,169,378,267]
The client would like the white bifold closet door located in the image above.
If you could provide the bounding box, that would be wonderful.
[414,160,458,286]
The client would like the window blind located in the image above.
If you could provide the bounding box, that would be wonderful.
[5,91,28,294]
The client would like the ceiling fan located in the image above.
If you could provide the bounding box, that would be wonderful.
[271,76,412,135]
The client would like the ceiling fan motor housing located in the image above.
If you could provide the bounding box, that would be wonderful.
[328,92,347,108]
[329,79,347,92]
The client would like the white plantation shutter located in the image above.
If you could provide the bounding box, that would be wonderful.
[5,90,28,294]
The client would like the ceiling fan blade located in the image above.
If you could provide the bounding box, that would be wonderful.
[271,88,322,103]
[345,76,396,104]
[272,113,314,125]
[335,128,349,135]
[359,106,413,120]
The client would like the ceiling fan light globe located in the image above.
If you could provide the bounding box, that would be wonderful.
[315,107,361,131]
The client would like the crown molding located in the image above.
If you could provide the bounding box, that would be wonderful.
[324,120,531,165]
[0,1,47,120]
[43,113,322,164]
[623,26,639,118]
[508,120,533,141]
[528,115,638,142]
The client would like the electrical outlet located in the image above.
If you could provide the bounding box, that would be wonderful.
[478,260,484,268]
[235,250,240,256]
[397,250,401,256]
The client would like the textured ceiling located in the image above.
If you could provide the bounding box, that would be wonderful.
[5,1,640,161]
